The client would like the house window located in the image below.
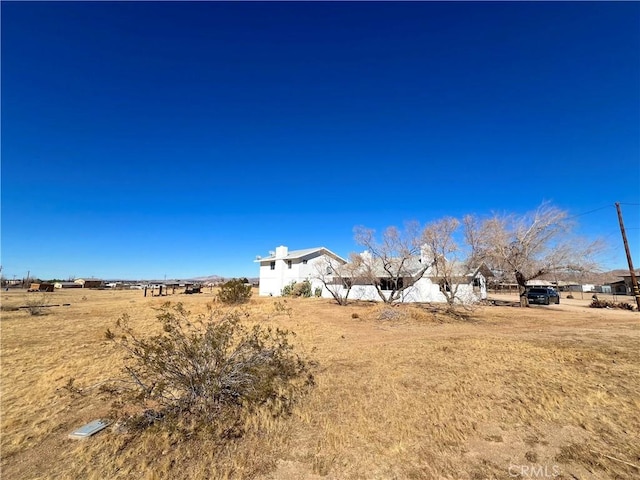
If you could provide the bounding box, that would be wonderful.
[439,280,451,292]
[379,278,403,290]
[287,260,292,269]
[270,261,275,270]
[342,278,352,288]
[302,259,307,265]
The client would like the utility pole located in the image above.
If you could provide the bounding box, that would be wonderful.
[615,202,640,311]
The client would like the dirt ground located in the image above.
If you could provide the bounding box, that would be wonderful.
[1,288,638,479]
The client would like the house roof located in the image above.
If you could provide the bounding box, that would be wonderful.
[255,247,347,264]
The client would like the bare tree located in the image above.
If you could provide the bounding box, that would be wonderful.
[353,222,430,303]
[421,217,465,307]
[464,203,602,307]
[313,254,363,306]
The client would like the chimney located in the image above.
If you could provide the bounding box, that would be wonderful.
[275,246,288,258]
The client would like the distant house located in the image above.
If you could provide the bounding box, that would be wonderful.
[565,283,596,293]
[74,278,103,289]
[620,275,638,295]
[607,280,630,295]
[594,284,612,294]
[526,280,555,288]
[54,282,83,289]
[600,275,640,295]
[255,246,347,297]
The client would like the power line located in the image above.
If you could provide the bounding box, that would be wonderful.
[566,204,614,220]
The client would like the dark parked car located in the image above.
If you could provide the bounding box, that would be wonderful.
[527,287,560,305]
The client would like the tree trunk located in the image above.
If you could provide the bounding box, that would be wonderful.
[515,271,529,307]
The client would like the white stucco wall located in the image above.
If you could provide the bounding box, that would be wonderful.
[322,274,487,304]
[258,252,333,297]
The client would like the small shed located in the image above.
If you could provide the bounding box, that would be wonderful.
[30,282,55,292]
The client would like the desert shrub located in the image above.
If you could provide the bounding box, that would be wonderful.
[314,287,322,298]
[281,281,295,297]
[217,279,252,304]
[589,299,635,310]
[273,300,292,317]
[590,299,612,308]
[104,302,313,435]
[566,294,574,299]
[281,280,312,298]
[376,306,405,322]
[23,294,47,316]
[293,280,312,297]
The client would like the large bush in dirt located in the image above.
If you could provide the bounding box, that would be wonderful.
[217,279,252,304]
[282,280,312,298]
[104,303,313,434]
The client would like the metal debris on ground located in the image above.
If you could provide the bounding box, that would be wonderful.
[68,419,110,440]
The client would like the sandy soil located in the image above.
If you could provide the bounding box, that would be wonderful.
[1,288,638,480]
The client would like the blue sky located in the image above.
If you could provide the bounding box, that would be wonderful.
[2,1,639,280]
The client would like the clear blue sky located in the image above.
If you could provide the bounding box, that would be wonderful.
[2,1,639,280]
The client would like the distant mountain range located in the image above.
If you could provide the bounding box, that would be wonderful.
[592,269,640,283]
[189,275,259,284]
[536,268,640,285]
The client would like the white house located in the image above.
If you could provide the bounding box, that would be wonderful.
[327,251,490,304]
[256,245,490,303]
[255,245,347,297]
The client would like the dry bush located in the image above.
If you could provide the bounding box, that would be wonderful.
[367,303,469,324]
[23,294,48,316]
[590,299,635,310]
[282,280,312,298]
[369,304,407,322]
[102,302,314,436]
[272,299,293,318]
[216,279,252,304]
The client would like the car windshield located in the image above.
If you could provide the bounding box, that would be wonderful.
[528,288,547,294]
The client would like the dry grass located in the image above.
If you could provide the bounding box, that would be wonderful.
[1,288,639,479]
